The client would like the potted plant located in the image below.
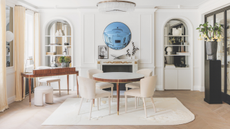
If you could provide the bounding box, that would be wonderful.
[197,22,223,60]
[58,56,71,67]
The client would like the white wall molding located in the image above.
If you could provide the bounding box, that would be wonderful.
[193,85,204,92]
[7,96,15,104]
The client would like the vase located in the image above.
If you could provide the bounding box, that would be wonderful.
[206,41,217,60]
[61,63,66,67]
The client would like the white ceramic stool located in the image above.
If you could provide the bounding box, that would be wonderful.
[34,86,53,106]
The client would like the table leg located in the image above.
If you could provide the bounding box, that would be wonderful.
[22,76,24,99]
[117,81,120,115]
[67,75,69,95]
[29,78,31,105]
[76,73,79,97]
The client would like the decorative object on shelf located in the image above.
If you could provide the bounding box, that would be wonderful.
[63,47,68,55]
[58,56,71,67]
[50,43,61,45]
[103,22,131,50]
[197,22,222,60]
[98,45,109,59]
[131,42,139,58]
[172,28,182,36]
[97,0,136,12]
[166,47,173,55]
[165,64,176,68]
[176,52,190,56]
[25,56,34,73]
[64,43,69,45]
[46,52,56,55]
[6,31,14,42]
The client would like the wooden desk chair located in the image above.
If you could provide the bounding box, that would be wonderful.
[37,66,61,96]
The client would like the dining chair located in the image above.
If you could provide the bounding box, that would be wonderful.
[125,69,153,91]
[37,66,61,96]
[124,76,157,118]
[77,76,111,119]
[88,69,114,102]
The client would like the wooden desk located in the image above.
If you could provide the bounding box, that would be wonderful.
[21,67,79,104]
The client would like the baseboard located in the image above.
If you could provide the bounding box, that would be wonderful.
[193,85,204,92]
[156,85,164,91]
[7,96,15,104]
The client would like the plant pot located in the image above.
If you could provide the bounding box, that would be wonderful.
[206,41,217,60]
[61,63,66,67]
[66,63,69,67]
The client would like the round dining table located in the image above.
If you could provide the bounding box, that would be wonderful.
[93,72,144,115]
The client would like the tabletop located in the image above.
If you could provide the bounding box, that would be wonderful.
[93,72,144,83]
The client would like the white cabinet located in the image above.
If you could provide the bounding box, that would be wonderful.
[165,69,191,90]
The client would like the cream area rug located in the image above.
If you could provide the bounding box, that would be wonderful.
[42,97,195,125]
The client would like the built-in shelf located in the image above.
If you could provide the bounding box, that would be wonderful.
[165,67,190,70]
[164,45,189,46]
[45,35,71,37]
[45,55,71,57]
[45,45,71,47]
[165,54,190,56]
[164,35,189,37]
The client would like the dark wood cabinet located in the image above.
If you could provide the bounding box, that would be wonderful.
[204,60,222,104]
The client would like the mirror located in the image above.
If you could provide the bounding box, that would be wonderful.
[103,22,131,50]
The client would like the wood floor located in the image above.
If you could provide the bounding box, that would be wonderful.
[1,91,230,129]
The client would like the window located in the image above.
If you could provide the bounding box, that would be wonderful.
[6,5,13,67]
[25,10,34,60]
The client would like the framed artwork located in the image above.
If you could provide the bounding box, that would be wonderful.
[103,22,131,50]
[98,45,109,59]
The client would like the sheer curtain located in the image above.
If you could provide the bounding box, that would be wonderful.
[14,6,26,101]
[0,0,9,112]
[34,13,41,87]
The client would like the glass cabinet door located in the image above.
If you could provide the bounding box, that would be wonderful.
[215,12,225,93]
[227,10,230,95]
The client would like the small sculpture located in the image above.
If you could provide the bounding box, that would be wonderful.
[126,49,131,57]
[132,42,139,56]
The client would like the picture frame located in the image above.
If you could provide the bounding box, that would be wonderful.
[98,45,109,59]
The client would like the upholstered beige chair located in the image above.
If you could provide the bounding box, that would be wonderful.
[77,76,111,119]
[125,69,153,91]
[88,69,114,102]
[37,66,61,96]
[125,76,157,118]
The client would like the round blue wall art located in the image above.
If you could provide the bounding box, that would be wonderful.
[103,22,131,50]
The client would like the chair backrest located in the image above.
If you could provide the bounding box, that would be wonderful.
[136,69,153,78]
[140,76,157,98]
[78,76,96,99]
[88,69,103,79]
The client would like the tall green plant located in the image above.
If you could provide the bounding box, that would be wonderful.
[196,22,223,42]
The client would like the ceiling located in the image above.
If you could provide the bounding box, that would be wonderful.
[18,0,210,9]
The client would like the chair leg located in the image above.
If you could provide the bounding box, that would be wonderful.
[58,80,61,96]
[151,97,156,113]
[78,98,84,115]
[89,99,93,120]
[125,95,127,113]
[126,86,128,91]
[111,86,113,102]
[108,96,111,115]
[97,98,99,110]
[135,96,137,109]
[142,97,147,118]
[99,98,101,106]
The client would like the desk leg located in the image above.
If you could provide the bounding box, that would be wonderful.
[117,81,120,115]
[22,76,24,99]
[29,78,31,105]
[76,73,79,98]
[67,75,69,95]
